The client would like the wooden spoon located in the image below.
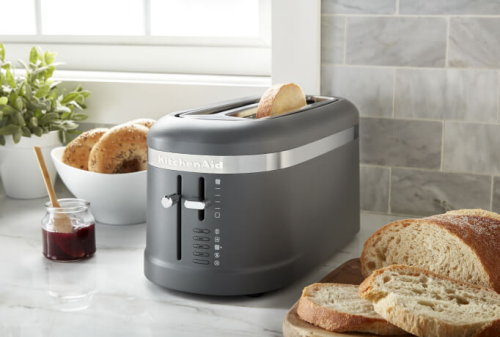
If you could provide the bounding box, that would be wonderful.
[33,146,73,233]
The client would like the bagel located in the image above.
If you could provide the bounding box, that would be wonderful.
[256,83,306,118]
[62,128,108,170]
[129,118,155,129]
[88,124,149,174]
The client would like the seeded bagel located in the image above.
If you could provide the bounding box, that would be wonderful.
[129,118,155,129]
[88,124,148,174]
[62,128,108,170]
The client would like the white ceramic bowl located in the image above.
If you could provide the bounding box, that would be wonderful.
[51,147,147,225]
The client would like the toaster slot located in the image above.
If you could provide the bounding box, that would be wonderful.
[177,175,182,261]
[178,96,337,120]
[198,177,205,221]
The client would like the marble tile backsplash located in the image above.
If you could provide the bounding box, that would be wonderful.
[322,0,500,216]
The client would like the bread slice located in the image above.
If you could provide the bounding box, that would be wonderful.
[256,83,306,118]
[359,265,500,337]
[360,209,500,292]
[297,283,407,335]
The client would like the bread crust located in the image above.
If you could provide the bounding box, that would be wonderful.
[88,124,148,174]
[360,265,500,337]
[297,283,407,335]
[62,128,108,170]
[361,210,500,292]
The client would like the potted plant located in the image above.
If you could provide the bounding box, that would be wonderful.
[0,44,90,199]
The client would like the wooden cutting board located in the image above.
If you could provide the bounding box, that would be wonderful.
[282,258,412,337]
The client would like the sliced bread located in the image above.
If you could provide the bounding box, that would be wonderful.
[297,283,407,335]
[359,265,500,337]
[256,83,306,118]
[360,209,500,292]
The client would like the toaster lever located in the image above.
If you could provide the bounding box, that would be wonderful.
[161,194,180,209]
[184,199,207,210]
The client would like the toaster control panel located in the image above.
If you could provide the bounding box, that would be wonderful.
[192,226,222,267]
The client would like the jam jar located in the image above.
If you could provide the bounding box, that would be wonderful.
[41,199,96,261]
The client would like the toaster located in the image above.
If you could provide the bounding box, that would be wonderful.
[144,95,360,296]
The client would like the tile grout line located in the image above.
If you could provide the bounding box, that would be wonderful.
[490,176,495,211]
[445,17,451,68]
[395,0,400,15]
[343,17,348,65]
[440,121,445,171]
[360,163,499,178]
[360,114,500,125]
[321,14,500,18]
[388,167,392,214]
[320,62,500,72]
[392,68,396,118]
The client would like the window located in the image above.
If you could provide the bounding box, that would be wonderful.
[0,0,271,75]
[0,0,320,124]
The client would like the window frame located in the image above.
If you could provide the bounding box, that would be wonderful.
[1,0,320,124]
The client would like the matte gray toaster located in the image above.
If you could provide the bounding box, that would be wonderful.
[144,95,360,296]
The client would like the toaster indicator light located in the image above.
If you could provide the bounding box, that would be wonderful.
[215,179,221,185]
[214,212,221,218]
[214,236,220,243]
[214,260,220,267]
[214,252,220,258]
[214,244,222,250]
[215,229,220,235]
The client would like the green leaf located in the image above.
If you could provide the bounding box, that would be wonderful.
[0,124,20,135]
[33,66,49,76]
[71,113,88,121]
[54,105,71,113]
[61,112,71,120]
[38,112,58,124]
[0,97,7,105]
[16,112,26,126]
[16,97,23,110]
[79,90,91,99]
[30,116,38,127]
[44,51,56,65]
[23,83,32,100]
[35,84,50,98]
[1,62,11,70]
[29,47,38,64]
[58,130,65,144]
[13,128,21,143]
[33,126,43,137]
[0,43,4,62]
[0,135,5,146]
[5,69,15,88]
[21,126,31,137]
[1,105,17,115]
[61,92,79,104]
[17,59,30,72]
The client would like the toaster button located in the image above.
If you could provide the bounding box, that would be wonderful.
[193,252,210,257]
[193,259,209,265]
[193,244,210,249]
[193,228,210,234]
[193,236,210,241]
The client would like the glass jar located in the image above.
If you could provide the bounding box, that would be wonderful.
[41,198,96,262]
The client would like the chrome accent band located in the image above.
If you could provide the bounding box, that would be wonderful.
[149,126,357,174]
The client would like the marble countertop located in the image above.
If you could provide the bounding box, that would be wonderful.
[0,180,405,337]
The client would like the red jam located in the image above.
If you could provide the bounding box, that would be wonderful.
[42,224,96,261]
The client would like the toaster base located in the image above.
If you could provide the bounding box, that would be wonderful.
[144,253,306,296]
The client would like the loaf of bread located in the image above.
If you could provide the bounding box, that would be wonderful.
[361,209,500,292]
[297,283,407,335]
[256,83,306,118]
[359,265,500,337]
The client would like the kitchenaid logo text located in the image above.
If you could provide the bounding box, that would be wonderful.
[158,155,224,170]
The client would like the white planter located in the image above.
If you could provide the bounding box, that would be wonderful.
[0,131,61,199]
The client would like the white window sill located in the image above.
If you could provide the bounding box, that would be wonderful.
[54,70,271,124]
